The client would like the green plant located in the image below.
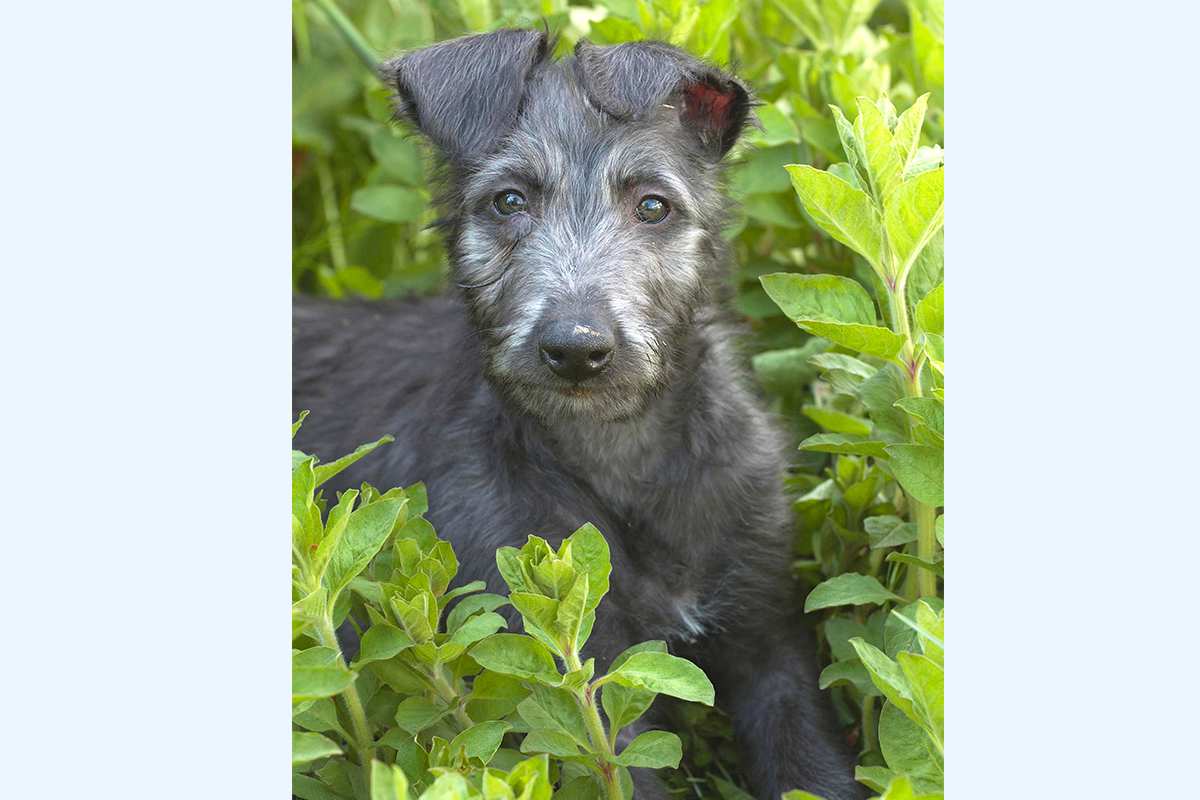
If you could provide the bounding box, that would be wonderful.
[293,415,715,800]
[293,2,945,797]
[757,93,943,798]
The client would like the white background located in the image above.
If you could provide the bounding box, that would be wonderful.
[1,2,1196,797]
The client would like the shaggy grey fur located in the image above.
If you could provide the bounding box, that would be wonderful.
[294,29,864,800]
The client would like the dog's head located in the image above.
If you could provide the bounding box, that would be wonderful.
[383,30,751,422]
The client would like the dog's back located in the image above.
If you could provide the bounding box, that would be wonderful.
[292,292,475,494]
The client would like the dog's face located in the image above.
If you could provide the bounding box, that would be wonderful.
[385,33,750,422]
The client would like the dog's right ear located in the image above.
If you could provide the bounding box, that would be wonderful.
[381,29,549,162]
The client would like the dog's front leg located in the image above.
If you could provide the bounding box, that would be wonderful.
[696,609,867,800]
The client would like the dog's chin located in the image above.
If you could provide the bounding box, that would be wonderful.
[495,376,659,424]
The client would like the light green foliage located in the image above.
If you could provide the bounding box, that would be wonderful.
[293,415,713,800]
[295,2,943,797]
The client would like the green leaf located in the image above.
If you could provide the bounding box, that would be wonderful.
[293,774,346,800]
[915,283,944,335]
[566,523,612,613]
[314,435,394,487]
[466,670,530,721]
[394,696,448,735]
[505,755,554,800]
[601,641,665,735]
[854,97,904,201]
[440,580,487,606]
[752,341,829,395]
[351,186,426,223]
[326,497,407,604]
[520,729,580,757]
[496,547,532,595]
[293,411,309,438]
[848,638,915,720]
[894,397,944,437]
[371,759,410,800]
[420,772,473,800]
[470,634,561,685]
[370,129,424,186]
[801,405,872,436]
[897,651,944,749]
[553,776,604,800]
[781,792,828,800]
[742,193,803,228]
[754,103,801,146]
[809,353,876,381]
[864,515,918,549]
[914,601,945,666]
[604,651,714,705]
[293,697,342,734]
[760,273,903,359]
[449,720,511,764]
[510,593,560,646]
[885,444,944,506]
[886,168,944,278]
[935,515,944,547]
[804,573,901,612]
[886,553,943,577]
[799,432,889,458]
[817,659,880,696]
[784,165,885,272]
[292,731,342,766]
[730,144,805,196]
[447,593,509,634]
[904,145,944,179]
[449,611,507,647]
[613,730,682,768]
[857,363,909,441]
[556,574,589,650]
[517,685,591,748]
[354,623,415,668]
[893,94,931,168]
[293,660,355,703]
[830,105,866,187]
[854,765,898,794]
[878,702,944,793]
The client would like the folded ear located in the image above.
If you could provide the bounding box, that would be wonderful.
[573,39,751,158]
[381,29,550,162]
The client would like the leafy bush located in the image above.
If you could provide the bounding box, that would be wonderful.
[292,1,945,798]
[759,91,943,797]
[293,416,716,800]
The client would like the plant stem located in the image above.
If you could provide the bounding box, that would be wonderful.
[309,0,381,74]
[294,1,348,275]
[861,695,877,754]
[430,664,474,730]
[567,649,623,800]
[315,158,348,272]
[890,277,939,599]
[316,615,375,778]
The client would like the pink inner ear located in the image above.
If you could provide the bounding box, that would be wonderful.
[683,80,735,132]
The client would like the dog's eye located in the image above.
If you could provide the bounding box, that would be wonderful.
[493,190,527,216]
[635,195,670,224]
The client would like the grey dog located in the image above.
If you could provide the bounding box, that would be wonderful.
[293,29,864,800]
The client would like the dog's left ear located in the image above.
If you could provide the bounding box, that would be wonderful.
[573,39,751,159]
[381,29,550,162]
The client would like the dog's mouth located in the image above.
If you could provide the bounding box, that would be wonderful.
[556,385,594,398]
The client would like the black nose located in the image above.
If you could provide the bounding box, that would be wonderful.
[538,320,615,382]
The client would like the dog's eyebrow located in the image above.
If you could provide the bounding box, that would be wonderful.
[466,158,544,203]
[613,168,697,213]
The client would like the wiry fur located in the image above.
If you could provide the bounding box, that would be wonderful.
[294,30,864,800]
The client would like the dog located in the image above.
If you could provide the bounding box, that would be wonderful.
[293,29,864,800]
